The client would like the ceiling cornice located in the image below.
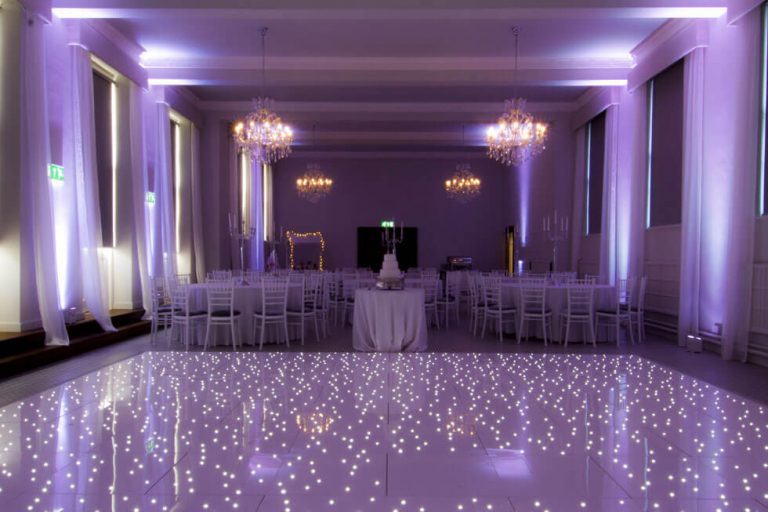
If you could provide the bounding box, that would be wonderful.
[52,6,729,21]
[140,56,634,71]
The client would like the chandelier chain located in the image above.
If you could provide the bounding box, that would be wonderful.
[261,27,268,93]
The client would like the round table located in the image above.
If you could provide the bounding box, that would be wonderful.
[352,288,428,352]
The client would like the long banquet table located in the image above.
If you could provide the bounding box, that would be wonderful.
[352,288,428,352]
[189,282,304,346]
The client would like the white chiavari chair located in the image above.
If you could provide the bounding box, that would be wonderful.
[627,276,647,343]
[422,278,440,329]
[481,276,517,342]
[326,273,344,326]
[149,275,173,344]
[468,273,486,336]
[595,278,635,345]
[288,272,322,345]
[560,284,596,347]
[170,283,206,350]
[253,277,289,350]
[203,280,241,350]
[519,280,552,345]
[341,276,359,325]
[437,275,461,327]
[207,270,233,282]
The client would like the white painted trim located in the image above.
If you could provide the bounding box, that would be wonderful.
[200,100,577,114]
[628,19,710,91]
[51,6,729,21]
[86,19,145,59]
[0,319,43,333]
[141,55,634,71]
[728,0,762,25]
[571,87,621,130]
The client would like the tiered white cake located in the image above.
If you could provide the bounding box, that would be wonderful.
[379,253,402,280]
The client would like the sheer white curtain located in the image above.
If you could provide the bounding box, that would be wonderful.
[721,10,761,361]
[248,153,265,272]
[69,44,115,332]
[21,12,68,345]
[677,48,705,346]
[128,83,152,315]
[598,106,619,285]
[153,102,177,278]
[626,85,648,281]
[191,124,206,281]
[570,126,586,272]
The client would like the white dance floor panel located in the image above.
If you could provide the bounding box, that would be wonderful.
[0,352,766,511]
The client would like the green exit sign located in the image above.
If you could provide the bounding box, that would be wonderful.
[47,164,64,182]
[146,191,156,204]
[381,220,394,228]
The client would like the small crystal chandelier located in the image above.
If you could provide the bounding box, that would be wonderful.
[487,27,549,167]
[445,164,481,203]
[232,27,293,164]
[296,126,333,203]
[296,164,333,203]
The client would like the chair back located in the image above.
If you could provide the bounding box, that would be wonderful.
[207,280,235,314]
[421,269,439,281]
[207,270,232,282]
[172,274,192,287]
[260,277,288,316]
[150,276,170,310]
[566,284,594,316]
[483,277,503,311]
[520,281,547,314]
[170,283,193,317]
[342,277,359,302]
[422,278,439,304]
[634,276,648,313]
[305,273,323,308]
[616,278,635,310]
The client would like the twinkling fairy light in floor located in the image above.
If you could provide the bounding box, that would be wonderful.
[0,352,765,511]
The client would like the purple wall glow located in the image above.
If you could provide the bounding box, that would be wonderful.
[273,155,510,271]
[505,111,575,271]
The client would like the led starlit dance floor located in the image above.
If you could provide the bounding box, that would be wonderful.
[0,352,766,512]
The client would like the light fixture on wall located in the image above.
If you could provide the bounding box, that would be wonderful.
[487,27,549,167]
[232,27,293,163]
[296,125,333,203]
[445,126,481,203]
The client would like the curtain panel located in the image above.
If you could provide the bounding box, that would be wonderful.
[677,48,705,347]
[570,126,587,272]
[22,12,69,345]
[69,44,116,332]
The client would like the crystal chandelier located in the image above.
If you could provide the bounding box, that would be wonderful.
[487,27,549,167]
[445,163,481,203]
[296,164,333,203]
[232,27,293,163]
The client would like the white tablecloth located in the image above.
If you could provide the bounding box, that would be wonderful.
[352,289,428,352]
[189,283,304,345]
[499,283,615,342]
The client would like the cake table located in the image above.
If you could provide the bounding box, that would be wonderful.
[352,288,428,352]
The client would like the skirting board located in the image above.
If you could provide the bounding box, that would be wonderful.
[0,319,43,333]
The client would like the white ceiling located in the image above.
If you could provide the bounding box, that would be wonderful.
[53,0,727,150]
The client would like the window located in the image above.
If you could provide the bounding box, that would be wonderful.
[646,59,685,228]
[263,164,273,241]
[170,119,181,250]
[92,70,116,247]
[585,111,606,235]
[759,2,768,215]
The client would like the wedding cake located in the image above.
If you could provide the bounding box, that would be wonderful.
[379,253,402,280]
